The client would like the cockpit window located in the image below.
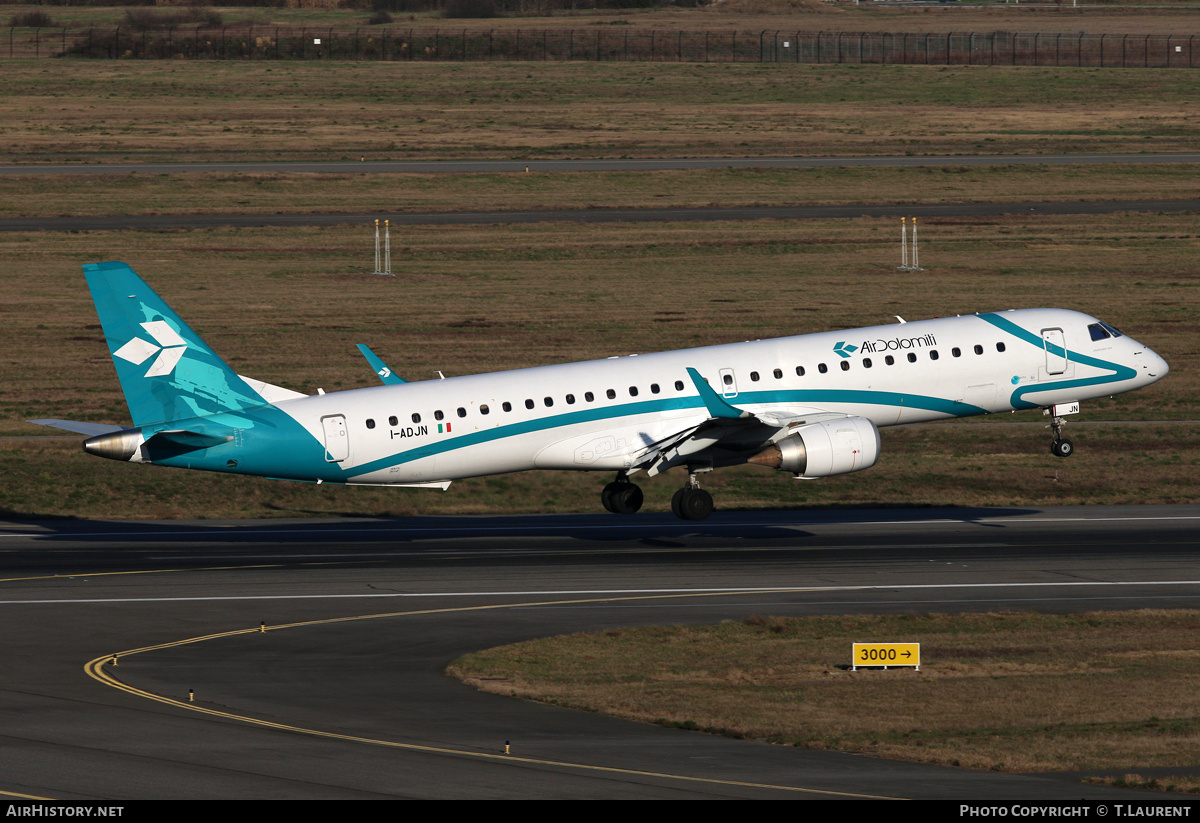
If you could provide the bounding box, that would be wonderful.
[1088,323,1110,341]
[1101,322,1124,338]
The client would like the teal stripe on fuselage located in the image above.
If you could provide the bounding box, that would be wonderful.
[346,388,987,478]
[977,313,1138,410]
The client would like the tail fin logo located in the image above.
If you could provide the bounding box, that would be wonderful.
[113,320,188,378]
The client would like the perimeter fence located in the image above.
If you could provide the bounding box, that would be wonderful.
[6,26,1200,67]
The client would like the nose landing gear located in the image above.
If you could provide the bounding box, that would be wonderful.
[1048,414,1074,458]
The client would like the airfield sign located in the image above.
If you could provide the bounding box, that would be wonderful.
[851,643,920,671]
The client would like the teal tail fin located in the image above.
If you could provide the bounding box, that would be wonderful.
[85,261,267,427]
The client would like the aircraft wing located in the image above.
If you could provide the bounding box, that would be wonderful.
[631,368,847,477]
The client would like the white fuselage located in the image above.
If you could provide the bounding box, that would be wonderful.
[268,309,1167,486]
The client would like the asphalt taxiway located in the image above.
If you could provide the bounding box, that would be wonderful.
[2,505,1198,799]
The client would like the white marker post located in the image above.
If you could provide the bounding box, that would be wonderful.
[910,217,923,271]
[898,217,924,272]
[373,219,393,276]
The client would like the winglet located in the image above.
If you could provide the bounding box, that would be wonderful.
[685,367,751,419]
[356,344,406,385]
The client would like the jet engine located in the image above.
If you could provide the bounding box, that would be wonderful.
[748,416,880,478]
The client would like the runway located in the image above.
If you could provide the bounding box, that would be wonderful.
[2,505,1198,799]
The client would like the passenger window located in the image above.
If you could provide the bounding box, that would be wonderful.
[606,389,616,399]
[366,419,375,429]
[585,392,595,402]
[930,350,939,360]
[840,361,850,371]
[722,374,733,386]
[389,416,398,426]
[750,371,760,382]
[480,405,489,415]
[863,358,872,368]
[952,347,961,358]
[796,366,806,377]
[773,369,782,379]
[525,399,534,409]
[974,345,984,355]
[544,397,553,407]
[629,386,638,397]
[434,410,444,421]
[907,353,917,363]
[674,380,684,391]
[457,407,466,418]
[818,363,828,374]
[566,394,576,404]
[885,355,895,365]
[502,402,512,412]
[996,342,1006,353]
[651,384,660,394]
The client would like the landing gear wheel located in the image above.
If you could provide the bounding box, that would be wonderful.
[673,488,714,521]
[1051,438,1074,458]
[602,481,643,514]
[670,488,686,519]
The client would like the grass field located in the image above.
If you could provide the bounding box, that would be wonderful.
[4,61,1200,162]
[0,7,1195,517]
[6,2,1199,35]
[448,610,1200,776]
[3,212,1195,519]
[6,164,1200,219]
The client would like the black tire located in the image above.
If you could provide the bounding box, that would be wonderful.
[611,483,643,514]
[679,488,714,521]
[670,488,686,519]
[1054,438,1074,458]
[600,482,618,513]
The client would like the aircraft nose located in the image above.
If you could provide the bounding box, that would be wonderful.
[1144,348,1169,380]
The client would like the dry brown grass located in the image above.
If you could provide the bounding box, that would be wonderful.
[1,210,1195,519]
[449,610,1200,774]
[6,2,1197,34]
[4,164,1200,219]
[4,61,1200,163]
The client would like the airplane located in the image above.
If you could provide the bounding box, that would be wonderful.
[31,261,1169,521]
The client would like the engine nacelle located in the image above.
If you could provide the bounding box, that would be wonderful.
[749,416,881,478]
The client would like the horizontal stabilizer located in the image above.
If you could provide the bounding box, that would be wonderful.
[28,419,127,436]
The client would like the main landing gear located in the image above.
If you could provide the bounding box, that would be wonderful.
[671,474,714,522]
[1048,414,1074,458]
[602,471,714,521]
[601,474,643,514]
